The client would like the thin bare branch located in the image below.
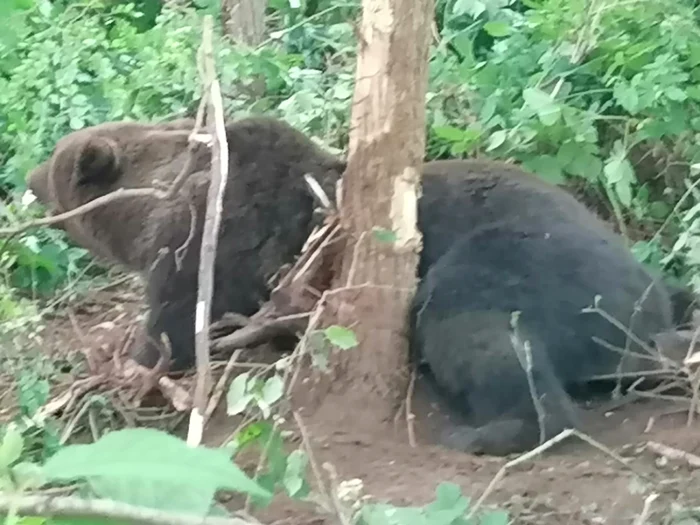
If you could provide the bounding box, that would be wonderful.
[187,14,232,447]
[0,188,165,237]
[0,494,255,525]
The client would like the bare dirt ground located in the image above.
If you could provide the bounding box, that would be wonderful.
[34,280,700,525]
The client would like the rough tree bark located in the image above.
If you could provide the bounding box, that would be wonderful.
[293,0,434,432]
[221,0,266,46]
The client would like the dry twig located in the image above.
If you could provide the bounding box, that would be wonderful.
[646,441,700,468]
[405,369,417,447]
[0,494,256,525]
[467,428,652,520]
[187,14,232,448]
[204,349,243,422]
[0,188,165,237]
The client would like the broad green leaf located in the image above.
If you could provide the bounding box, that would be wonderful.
[483,21,510,38]
[324,325,359,350]
[261,375,284,407]
[15,519,46,525]
[555,141,578,168]
[283,449,307,497]
[486,130,507,151]
[0,0,33,14]
[522,88,560,126]
[0,424,24,472]
[615,180,633,207]
[12,461,45,490]
[433,482,463,508]
[424,482,470,523]
[613,81,640,114]
[567,152,603,182]
[666,86,687,102]
[43,428,271,516]
[433,125,466,142]
[604,149,635,186]
[257,398,271,419]
[523,155,565,184]
[227,372,254,416]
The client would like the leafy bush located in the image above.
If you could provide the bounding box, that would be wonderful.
[3,0,700,296]
[0,0,355,300]
[426,0,700,287]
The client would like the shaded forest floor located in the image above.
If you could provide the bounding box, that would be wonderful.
[20,279,700,525]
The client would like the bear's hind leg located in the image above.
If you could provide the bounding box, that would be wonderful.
[133,251,199,372]
[413,310,582,456]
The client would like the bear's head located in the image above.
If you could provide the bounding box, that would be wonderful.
[27,118,202,269]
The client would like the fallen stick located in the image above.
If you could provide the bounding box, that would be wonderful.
[646,441,700,468]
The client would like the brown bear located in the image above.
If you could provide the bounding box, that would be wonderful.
[27,116,346,369]
[27,117,693,456]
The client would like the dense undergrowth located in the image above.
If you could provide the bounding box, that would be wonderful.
[2,0,700,305]
[1,0,700,523]
[3,0,699,451]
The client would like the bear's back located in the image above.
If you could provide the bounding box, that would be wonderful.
[418,159,625,271]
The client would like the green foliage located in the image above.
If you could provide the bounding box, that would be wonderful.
[427,0,700,287]
[2,0,700,296]
[43,428,271,512]
[14,369,61,465]
[0,0,356,300]
[358,482,510,525]
[227,420,312,506]
[227,371,286,418]
[0,426,271,523]
[323,325,359,350]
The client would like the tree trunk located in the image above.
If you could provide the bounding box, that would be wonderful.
[292,0,434,435]
[221,0,266,46]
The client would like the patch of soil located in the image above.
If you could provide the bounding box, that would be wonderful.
[36,282,700,525]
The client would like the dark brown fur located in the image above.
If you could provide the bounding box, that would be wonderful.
[27,116,345,369]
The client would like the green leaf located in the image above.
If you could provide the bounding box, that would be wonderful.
[666,86,687,102]
[483,21,510,38]
[69,116,84,130]
[566,152,603,181]
[522,88,561,126]
[12,461,45,490]
[604,144,635,207]
[614,180,633,207]
[557,141,603,181]
[613,80,640,114]
[324,325,359,350]
[372,227,398,244]
[283,449,308,498]
[433,125,466,142]
[261,375,284,408]
[227,372,254,416]
[486,130,507,151]
[43,429,271,516]
[523,155,565,184]
[15,519,45,525]
[0,424,24,473]
[603,148,635,186]
[433,482,462,506]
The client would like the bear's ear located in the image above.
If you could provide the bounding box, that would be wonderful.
[75,136,121,186]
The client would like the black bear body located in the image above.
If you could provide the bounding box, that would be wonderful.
[411,160,682,454]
